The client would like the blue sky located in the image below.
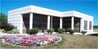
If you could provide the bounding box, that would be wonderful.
[0,0,98,25]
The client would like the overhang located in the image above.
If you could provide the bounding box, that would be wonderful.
[8,5,93,18]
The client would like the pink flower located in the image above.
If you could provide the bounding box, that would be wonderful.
[3,34,61,46]
[19,40,25,43]
[49,41,54,44]
[21,43,31,46]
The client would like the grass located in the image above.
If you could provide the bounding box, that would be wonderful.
[0,34,98,49]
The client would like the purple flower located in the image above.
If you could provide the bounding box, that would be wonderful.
[2,34,61,46]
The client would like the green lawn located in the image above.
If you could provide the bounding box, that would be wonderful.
[0,34,98,49]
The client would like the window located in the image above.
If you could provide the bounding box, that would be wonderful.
[84,20,87,30]
[33,14,47,30]
[89,21,92,30]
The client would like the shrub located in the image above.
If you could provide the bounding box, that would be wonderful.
[47,28,54,34]
[3,23,14,31]
[81,31,87,35]
[11,29,19,34]
[58,28,65,33]
[2,29,19,34]
[65,28,75,34]
[27,28,39,35]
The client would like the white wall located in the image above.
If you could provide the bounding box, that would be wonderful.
[80,14,93,33]
[8,14,22,34]
[63,11,93,33]
[8,6,32,34]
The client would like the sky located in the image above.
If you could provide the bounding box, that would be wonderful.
[0,0,98,25]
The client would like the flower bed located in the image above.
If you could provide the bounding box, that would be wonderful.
[1,34,62,47]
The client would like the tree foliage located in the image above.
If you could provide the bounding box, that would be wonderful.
[0,13,7,28]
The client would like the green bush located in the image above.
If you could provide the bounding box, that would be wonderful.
[65,28,75,34]
[11,29,19,34]
[2,29,19,34]
[3,23,15,31]
[27,28,39,35]
[58,28,65,33]
[47,28,54,34]
[81,31,87,34]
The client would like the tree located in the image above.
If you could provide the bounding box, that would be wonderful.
[0,13,7,29]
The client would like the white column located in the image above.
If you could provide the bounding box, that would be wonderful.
[71,16,74,30]
[47,15,50,29]
[29,13,33,29]
[87,20,89,32]
[20,15,23,34]
[60,17,63,28]
[80,18,84,32]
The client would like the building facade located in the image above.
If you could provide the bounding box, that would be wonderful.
[8,5,93,34]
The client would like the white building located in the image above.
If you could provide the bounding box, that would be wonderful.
[8,5,93,34]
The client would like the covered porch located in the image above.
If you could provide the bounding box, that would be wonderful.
[22,13,60,33]
[63,17,81,32]
[22,13,81,33]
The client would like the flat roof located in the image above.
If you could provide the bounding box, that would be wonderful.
[8,5,93,18]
